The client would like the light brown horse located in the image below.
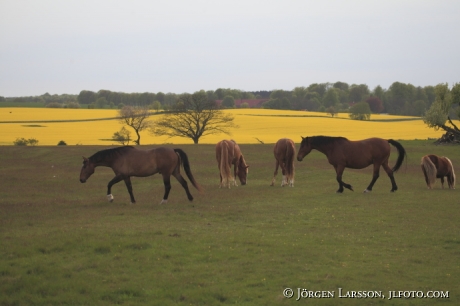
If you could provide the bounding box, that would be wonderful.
[297,136,406,193]
[271,138,296,187]
[421,154,456,189]
[215,140,249,188]
[80,146,202,204]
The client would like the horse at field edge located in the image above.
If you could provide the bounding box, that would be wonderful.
[421,154,456,189]
[296,136,407,193]
[271,138,296,187]
[215,140,249,188]
[80,146,202,204]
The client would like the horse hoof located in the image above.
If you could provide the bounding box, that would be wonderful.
[363,189,371,193]
[107,194,114,202]
[160,199,168,205]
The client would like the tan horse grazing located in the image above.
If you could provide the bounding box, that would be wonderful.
[297,136,406,193]
[215,140,249,188]
[80,146,202,204]
[421,154,456,189]
[271,138,296,187]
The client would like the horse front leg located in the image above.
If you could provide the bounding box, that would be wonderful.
[270,159,279,186]
[440,177,445,189]
[335,165,353,193]
[107,175,124,202]
[123,177,136,204]
[364,164,380,193]
[233,164,238,187]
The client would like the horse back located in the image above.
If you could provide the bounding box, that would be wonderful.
[341,138,390,169]
[274,138,295,161]
[430,155,453,176]
[114,147,176,177]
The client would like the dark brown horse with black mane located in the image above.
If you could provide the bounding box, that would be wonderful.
[297,136,406,193]
[271,138,296,187]
[421,154,456,189]
[80,146,202,204]
[215,140,249,188]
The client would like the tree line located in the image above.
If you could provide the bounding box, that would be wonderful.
[1,81,439,116]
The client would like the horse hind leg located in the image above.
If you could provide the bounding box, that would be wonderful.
[382,163,398,192]
[173,172,194,202]
[280,162,288,187]
[270,159,279,186]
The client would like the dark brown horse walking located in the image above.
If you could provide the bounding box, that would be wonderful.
[297,136,406,193]
[271,138,296,187]
[215,140,249,188]
[421,154,456,189]
[80,146,202,204]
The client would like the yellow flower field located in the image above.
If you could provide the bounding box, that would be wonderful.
[0,107,443,145]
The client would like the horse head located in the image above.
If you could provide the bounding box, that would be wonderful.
[297,136,312,161]
[237,156,249,185]
[80,157,95,183]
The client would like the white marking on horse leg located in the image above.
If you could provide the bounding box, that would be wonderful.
[160,199,168,205]
[363,189,371,193]
[107,194,114,202]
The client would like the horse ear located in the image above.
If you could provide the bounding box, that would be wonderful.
[82,156,88,161]
[301,136,305,140]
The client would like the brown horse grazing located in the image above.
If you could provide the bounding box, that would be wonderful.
[271,138,296,187]
[80,146,202,204]
[215,140,249,188]
[297,136,406,193]
[421,154,456,189]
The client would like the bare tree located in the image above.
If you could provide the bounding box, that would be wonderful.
[150,90,237,144]
[118,106,152,145]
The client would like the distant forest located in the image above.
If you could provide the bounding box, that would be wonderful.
[0,81,438,116]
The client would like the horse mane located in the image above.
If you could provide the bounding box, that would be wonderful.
[309,136,348,146]
[89,146,135,164]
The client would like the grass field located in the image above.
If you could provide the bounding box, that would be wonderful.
[0,141,458,305]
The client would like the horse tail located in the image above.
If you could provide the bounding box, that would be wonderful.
[421,155,437,187]
[174,149,203,192]
[285,140,295,182]
[444,156,456,188]
[388,139,406,172]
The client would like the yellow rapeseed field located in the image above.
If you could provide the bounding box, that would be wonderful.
[0,107,443,145]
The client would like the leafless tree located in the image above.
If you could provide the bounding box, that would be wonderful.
[150,90,237,144]
[118,106,152,145]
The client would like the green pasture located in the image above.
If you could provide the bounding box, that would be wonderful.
[1,141,459,305]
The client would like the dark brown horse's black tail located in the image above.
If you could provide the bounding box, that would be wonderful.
[174,149,203,192]
[388,139,407,172]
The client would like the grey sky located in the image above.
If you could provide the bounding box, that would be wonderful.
[1,0,459,97]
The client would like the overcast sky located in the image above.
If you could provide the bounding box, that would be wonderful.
[1,0,459,97]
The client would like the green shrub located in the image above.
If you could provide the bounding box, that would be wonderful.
[57,140,67,146]
[13,138,39,146]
